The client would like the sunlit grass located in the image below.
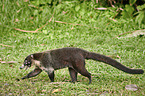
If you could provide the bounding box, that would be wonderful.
[0,0,145,95]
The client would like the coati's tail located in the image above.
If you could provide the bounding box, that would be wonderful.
[86,52,144,74]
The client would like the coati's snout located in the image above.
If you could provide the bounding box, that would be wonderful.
[20,64,25,69]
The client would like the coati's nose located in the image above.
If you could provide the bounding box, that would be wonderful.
[20,64,25,69]
[20,67,23,69]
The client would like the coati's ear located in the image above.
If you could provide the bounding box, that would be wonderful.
[31,55,34,59]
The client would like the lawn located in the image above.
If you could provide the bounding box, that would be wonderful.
[0,0,145,95]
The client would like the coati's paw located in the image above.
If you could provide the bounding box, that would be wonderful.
[16,78,20,81]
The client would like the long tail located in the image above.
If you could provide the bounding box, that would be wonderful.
[86,52,144,74]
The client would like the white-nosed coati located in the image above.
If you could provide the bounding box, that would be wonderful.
[20,47,144,84]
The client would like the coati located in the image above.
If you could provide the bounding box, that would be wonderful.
[20,47,144,84]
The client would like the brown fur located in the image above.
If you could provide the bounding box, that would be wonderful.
[20,47,144,84]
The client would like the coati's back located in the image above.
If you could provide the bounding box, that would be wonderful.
[50,47,88,59]
[47,48,88,69]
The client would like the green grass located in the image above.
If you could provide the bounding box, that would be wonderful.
[0,0,145,95]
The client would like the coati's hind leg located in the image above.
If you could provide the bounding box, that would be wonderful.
[68,67,78,83]
[21,67,42,79]
[72,60,92,84]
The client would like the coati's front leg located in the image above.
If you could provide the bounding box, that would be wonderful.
[47,71,54,82]
[46,67,55,82]
[68,67,78,83]
[21,67,42,79]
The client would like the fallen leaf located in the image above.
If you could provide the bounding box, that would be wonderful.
[94,8,107,10]
[125,84,138,91]
[24,0,29,2]
[15,19,19,22]
[28,5,39,9]
[8,93,13,95]
[17,8,22,13]
[107,55,121,58]
[9,64,13,67]
[42,90,47,92]
[0,61,17,64]
[4,83,9,85]
[49,82,66,84]
[16,1,20,6]
[116,55,121,59]
[63,11,67,14]
[125,30,145,38]
[117,29,145,39]
[52,88,62,93]
[71,27,74,30]
[109,18,117,22]
[87,93,99,95]
[13,28,38,33]
[40,44,46,46]
[100,91,109,96]
[0,44,14,47]
[0,61,6,63]
[30,17,34,20]
[7,61,17,64]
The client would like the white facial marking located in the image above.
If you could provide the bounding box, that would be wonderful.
[31,55,33,58]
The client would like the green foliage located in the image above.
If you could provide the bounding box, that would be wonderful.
[0,0,145,95]
[135,4,145,25]
[129,0,136,6]
[122,0,136,18]
[120,0,145,26]
[122,4,135,18]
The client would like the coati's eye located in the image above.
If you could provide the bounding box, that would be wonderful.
[28,65,31,67]
[24,62,27,65]
[24,60,27,64]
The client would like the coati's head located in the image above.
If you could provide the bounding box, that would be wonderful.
[20,55,33,70]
